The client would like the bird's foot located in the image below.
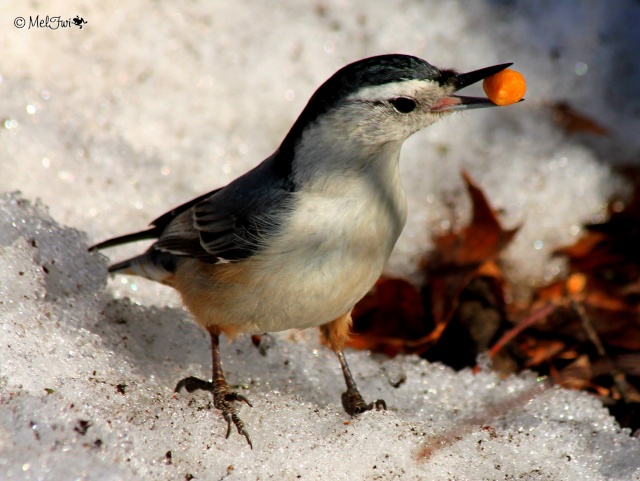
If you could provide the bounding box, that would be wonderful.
[341,387,386,416]
[175,376,253,448]
[175,376,214,393]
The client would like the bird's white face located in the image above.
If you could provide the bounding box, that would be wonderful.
[334,78,458,145]
[291,78,458,181]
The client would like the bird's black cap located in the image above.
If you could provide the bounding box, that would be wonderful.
[278,54,443,171]
[293,55,443,126]
[305,54,442,114]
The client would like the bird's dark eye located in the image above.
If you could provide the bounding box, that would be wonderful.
[390,97,417,114]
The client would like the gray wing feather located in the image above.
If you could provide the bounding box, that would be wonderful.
[153,154,294,263]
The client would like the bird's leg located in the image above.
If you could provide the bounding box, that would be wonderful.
[174,329,253,447]
[336,349,386,415]
[321,313,386,416]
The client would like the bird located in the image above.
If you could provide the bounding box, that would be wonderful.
[91,54,519,448]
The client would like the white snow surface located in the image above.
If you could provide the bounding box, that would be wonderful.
[2,1,640,480]
[1,194,639,480]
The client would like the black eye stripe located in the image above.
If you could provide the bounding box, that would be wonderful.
[390,97,417,113]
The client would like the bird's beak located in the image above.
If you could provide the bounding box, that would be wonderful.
[431,63,514,112]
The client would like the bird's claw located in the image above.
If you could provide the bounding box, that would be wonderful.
[215,385,253,448]
[174,376,214,393]
[341,387,387,416]
[175,375,253,448]
[223,411,253,448]
[225,391,253,407]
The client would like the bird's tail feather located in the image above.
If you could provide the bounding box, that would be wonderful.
[108,251,178,285]
[89,227,161,251]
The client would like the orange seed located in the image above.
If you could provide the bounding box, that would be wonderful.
[482,69,526,106]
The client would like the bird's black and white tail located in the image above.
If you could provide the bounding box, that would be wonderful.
[104,250,179,285]
[90,223,180,286]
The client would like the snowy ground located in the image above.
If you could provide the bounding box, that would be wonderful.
[1,1,640,480]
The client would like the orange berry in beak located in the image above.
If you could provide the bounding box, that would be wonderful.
[482,69,526,106]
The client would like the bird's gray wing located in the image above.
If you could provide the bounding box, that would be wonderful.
[153,156,295,263]
[89,189,220,251]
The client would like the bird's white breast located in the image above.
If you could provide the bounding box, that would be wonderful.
[230,152,408,333]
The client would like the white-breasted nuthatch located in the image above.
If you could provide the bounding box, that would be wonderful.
[91,54,518,447]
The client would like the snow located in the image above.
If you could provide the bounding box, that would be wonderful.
[1,1,640,479]
[1,194,639,480]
